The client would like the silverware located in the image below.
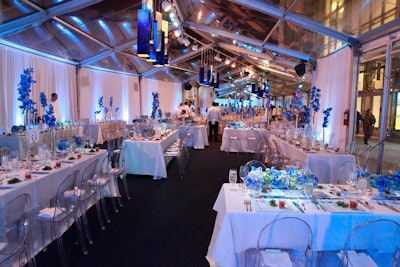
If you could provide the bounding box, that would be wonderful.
[357,200,374,210]
[377,200,400,212]
[246,200,252,211]
[292,201,305,213]
[244,200,248,211]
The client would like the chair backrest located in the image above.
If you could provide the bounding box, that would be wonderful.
[286,160,306,170]
[55,170,80,214]
[79,159,99,189]
[257,217,312,264]
[340,219,400,267]
[337,160,357,184]
[0,194,31,260]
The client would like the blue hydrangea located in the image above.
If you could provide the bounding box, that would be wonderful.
[322,107,333,128]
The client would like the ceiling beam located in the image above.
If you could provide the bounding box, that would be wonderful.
[80,39,137,66]
[184,21,314,62]
[357,18,400,44]
[0,0,102,36]
[228,0,358,47]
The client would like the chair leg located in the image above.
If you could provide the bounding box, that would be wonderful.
[98,190,111,223]
[94,200,106,230]
[73,217,89,255]
[80,211,94,245]
[120,174,131,200]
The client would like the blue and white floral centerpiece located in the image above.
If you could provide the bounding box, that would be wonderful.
[322,107,333,146]
[40,92,57,159]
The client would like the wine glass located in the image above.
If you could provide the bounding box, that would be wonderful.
[346,171,357,189]
[10,150,19,172]
[228,169,238,190]
[357,174,368,196]
[89,138,95,150]
[303,182,314,201]
[85,136,90,149]
[239,165,249,190]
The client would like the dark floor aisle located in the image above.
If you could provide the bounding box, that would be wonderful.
[33,141,254,267]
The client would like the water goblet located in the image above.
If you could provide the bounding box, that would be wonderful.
[229,169,238,190]
[89,138,95,150]
[357,174,368,196]
[303,182,314,201]
[346,171,357,189]
[239,165,249,190]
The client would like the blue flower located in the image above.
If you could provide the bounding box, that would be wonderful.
[301,107,311,124]
[310,86,321,113]
[98,96,104,108]
[43,104,56,128]
[104,106,109,114]
[40,92,47,107]
[115,107,120,113]
[151,92,160,119]
[17,68,37,114]
[109,96,113,107]
[292,88,305,112]
[322,107,333,128]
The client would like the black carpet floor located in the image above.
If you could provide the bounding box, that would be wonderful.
[33,140,254,267]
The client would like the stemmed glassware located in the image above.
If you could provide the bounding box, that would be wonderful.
[346,171,357,189]
[229,169,238,190]
[357,173,368,196]
[303,182,314,201]
[10,150,19,171]
[89,138,95,150]
[239,165,249,191]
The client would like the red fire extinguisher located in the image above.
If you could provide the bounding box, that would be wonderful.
[343,109,349,126]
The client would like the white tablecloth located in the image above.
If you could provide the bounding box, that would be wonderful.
[176,125,209,149]
[0,150,107,266]
[82,121,125,144]
[0,127,83,159]
[206,184,400,267]
[123,130,179,178]
[270,135,355,183]
[220,128,282,153]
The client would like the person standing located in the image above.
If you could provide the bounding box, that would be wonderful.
[356,111,362,134]
[49,92,61,122]
[362,109,376,145]
[206,102,222,142]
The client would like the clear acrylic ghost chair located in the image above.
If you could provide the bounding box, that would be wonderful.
[339,219,400,267]
[0,193,36,267]
[78,158,107,230]
[245,217,313,267]
[337,160,358,185]
[36,170,88,267]
[286,160,306,170]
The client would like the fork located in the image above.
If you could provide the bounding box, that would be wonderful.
[247,200,252,211]
[244,200,248,211]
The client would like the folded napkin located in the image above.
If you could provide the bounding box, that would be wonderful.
[337,251,378,267]
[63,189,85,197]
[38,207,65,219]
[260,249,292,267]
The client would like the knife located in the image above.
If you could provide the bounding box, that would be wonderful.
[357,200,374,210]
[292,201,305,213]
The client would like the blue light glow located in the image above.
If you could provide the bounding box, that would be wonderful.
[13,0,31,13]
[190,62,198,67]
[55,22,89,55]
[123,22,133,35]
[70,16,89,32]
[98,20,116,44]
[236,41,263,53]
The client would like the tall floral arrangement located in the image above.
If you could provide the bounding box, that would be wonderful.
[151,92,160,119]
[17,68,38,124]
[40,92,56,128]
[309,86,321,124]
[95,96,104,116]
[322,107,333,128]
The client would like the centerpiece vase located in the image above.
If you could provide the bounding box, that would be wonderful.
[50,127,56,160]
[25,125,32,169]
[322,128,326,149]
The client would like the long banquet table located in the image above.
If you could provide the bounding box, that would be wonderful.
[0,127,83,159]
[123,130,179,178]
[270,135,356,183]
[82,120,125,144]
[0,149,107,266]
[175,125,209,149]
[206,183,400,267]
[220,128,282,153]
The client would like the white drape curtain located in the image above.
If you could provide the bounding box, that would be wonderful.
[0,44,77,131]
[0,44,185,130]
[79,67,141,123]
[141,78,183,117]
[314,46,353,148]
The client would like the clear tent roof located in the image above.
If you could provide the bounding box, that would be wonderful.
[1,0,399,96]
